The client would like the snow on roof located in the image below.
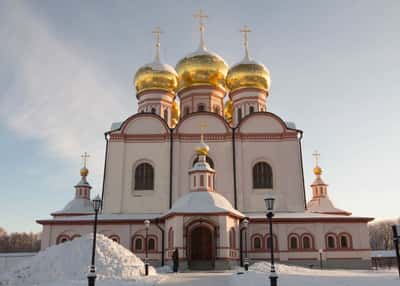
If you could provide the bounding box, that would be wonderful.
[244,211,367,220]
[40,212,162,222]
[165,191,244,217]
[0,234,158,285]
[52,198,94,215]
[307,195,351,215]
[110,122,122,131]
[285,121,296,129]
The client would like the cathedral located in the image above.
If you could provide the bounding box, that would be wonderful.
[37,13,373,270]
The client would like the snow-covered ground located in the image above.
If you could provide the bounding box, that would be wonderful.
[230,262,399,286]
[1,237,398,286]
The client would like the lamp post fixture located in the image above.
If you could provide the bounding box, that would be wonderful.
[242,218,249,271]
[264,194,278,286]
[88,195,102,286]
[144,219,150,276]
[318,249,323,269]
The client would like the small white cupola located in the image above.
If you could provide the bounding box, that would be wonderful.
[52,153,94,216]
[189,133,216,192]
[307,151,351,216]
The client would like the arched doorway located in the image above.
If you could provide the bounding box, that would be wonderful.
[189,226,214,269]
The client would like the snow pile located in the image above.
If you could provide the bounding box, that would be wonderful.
[0,234,157,286]
[231,262,399,286]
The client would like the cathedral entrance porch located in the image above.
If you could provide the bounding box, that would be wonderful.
[188,225,215,270]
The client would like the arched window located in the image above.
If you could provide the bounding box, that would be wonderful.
[168,228,174,249]
[70,234,81,240]
[56,235,70,244]
[289,236,299,249]
[197,104,205,112]
[253,162,273,189]
[134,163,154,190]
[148,237,156,251]
[249,106,255,114]
[151,108,156,114]
[193,156,214,169]
[133,237,143,251]
[339,234,351,249]
[302,235,312,249]
[163,109,168,122]
[327,235,336,249]
[238,108,242,122]
[253,236,262,250]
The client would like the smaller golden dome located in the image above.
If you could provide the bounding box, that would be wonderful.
[195,134,210,156]
[226,58,270,93]
[313,166,322,176]
[134,61,178,95]
[171,100,180,127]
[80,167,89,177]
[224,98,233,124]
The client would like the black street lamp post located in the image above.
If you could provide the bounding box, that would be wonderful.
[319,249,323,269]
[88,195,102,286]
[264,195,278,286]
[242,218,249,271]
[144,219,150,276]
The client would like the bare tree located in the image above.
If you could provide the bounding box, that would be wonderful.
[369,218,400,250]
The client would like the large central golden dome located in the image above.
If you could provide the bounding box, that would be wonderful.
[176,47,229,92]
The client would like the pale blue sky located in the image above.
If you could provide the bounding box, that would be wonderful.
[0,1,399,233]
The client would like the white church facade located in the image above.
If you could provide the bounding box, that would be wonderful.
[37,16,373,270]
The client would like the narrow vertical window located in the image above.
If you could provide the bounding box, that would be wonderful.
[200,175,204,186]
[134,163,154,190]
[249,106,255,114]
[238,108,242,122]
[253,162,273,188]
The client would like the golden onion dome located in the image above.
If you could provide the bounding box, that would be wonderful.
[313,166,322,176]
[134,29,178,95]
[134,61,178,95]
[195,142,210,156]
[226,57,270,93]
[80,167,89,177]
[176,47,229,92]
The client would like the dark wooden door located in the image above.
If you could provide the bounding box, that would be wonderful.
[191,227,212,260]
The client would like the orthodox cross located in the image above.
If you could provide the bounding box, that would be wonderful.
[240,25,252,59]
[312,150,320,166]
[194,9,208,49]
[152,26,163,61]
[199,122,208,141]
[81,152,90,168]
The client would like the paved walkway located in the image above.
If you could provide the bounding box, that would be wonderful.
[157,271,236,286]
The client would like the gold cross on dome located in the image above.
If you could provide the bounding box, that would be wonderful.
[240,25,251,46]
[194,9,208,29]
[194,9,208,49]
[199,122,208,133]
[81,152,90,168]
[312,150,320,166]
[152,26,163,47]
[240,25,252,58]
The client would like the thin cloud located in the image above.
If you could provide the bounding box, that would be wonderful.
[0,2,130,190]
